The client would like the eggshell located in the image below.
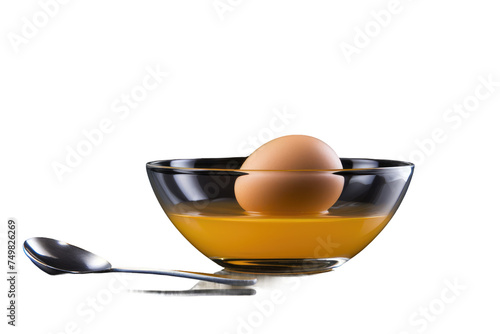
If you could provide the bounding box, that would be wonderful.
[235,135,344,214]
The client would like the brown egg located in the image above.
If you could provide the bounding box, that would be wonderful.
[234,135,344,214]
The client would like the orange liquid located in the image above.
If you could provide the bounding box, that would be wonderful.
[168,200,390,260]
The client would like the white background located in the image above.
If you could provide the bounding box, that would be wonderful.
[1,1,500,333]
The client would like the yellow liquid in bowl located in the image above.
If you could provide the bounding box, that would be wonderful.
[168,200,390,260]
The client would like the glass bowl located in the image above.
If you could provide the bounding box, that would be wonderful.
[146,158,414,274]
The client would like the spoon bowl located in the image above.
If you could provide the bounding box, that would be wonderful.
[24,237,111,274]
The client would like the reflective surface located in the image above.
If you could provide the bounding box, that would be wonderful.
[24,237,111,274]
[147,158,414,273]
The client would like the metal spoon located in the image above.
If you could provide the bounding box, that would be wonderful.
[23,237,256,286]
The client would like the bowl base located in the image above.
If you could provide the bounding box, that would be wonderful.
[211,257,349,274]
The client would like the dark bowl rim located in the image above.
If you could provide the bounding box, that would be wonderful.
[146,157,415,172]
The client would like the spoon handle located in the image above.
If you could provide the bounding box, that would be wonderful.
[108,268,257,286]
